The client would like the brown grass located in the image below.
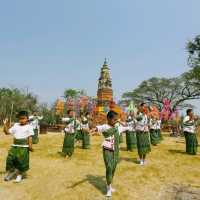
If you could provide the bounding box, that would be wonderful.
[0,130,200,200]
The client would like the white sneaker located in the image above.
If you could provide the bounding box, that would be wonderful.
[14,175,22,183]
[106,189,112,197]
[140,160,144,166]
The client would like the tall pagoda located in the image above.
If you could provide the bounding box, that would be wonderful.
[97,59,113,107]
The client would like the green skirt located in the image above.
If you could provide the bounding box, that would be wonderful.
[150,129,160,145]
[32,129,39,144]
[6,146,29,173]
[126,131,137,151]
[75,130,83,141]
[62,133,75,157]
[184,132,198,155]
[82,131,90,149]
[103,149,118,185]
[119,134,124,144]
[136,131,151,155]
[157,129,163,142]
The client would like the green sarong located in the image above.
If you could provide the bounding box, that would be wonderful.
[32,129,39,144]
[75,130,83,141]
[184,131,198,155]
[62,133,75,157]
[6,139,29,172]
[119,134,123,144]
[157,129,163,142]
[103,149,117,185]
[150,129,159,145]
[82,130,90,149]
[126,131,137,151]
[102,127,119,185]
[136,131,151,155]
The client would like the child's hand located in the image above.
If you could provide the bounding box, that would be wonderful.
[29,147,34,152]
[91,127,97,132]
[3,118,9,126]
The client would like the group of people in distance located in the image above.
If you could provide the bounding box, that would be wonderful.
[2,103,199,197]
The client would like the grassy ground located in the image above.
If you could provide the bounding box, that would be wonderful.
[0,131,200,200]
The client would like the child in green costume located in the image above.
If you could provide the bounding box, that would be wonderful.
[93,111,130,197]
[3,111,34,183]
[61,110,79,158]
[183,109,198,155]
[125,116,137,151]
[135,103,151,166]
[81,116,90,149]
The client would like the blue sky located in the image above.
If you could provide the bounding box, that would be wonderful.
[0,0,200,110]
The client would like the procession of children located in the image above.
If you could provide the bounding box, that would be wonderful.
[1,102,199,198]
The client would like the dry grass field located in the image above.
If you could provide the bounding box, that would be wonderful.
[0,130,200,200]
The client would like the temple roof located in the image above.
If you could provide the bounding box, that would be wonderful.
[98,59,112,90]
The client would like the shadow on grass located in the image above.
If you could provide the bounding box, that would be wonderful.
[67,175,106,194]
[175,141,185,144]
[120,147,127,152]
[119,157,139,164]
[168,149,187,155]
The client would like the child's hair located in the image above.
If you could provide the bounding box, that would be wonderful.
[17,110,29,118]
[140,102,146,107]
[107,111,118,120]
[186,109,193,115]
[67,110,73,115]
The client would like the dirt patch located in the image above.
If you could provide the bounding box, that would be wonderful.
[160,184,200,200]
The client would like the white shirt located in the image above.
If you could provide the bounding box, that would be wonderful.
[135,113,149,132]
[126,120,136,132]
[80,123,89,130]
[62,117,70,122]
[9,123,34,147]
[183,116,195,133]
[156,120,162,130]
[64,119,80,133]
[29,116,43,129]
[149,118,157,130]
[97,124,129,150]
[97,124,130,135]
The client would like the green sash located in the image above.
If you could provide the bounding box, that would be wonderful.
[13,139,28,146]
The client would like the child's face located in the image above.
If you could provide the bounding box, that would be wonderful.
[140,104,146,113]
[108,115,118,126]
[19,116,28,125]
[68,111,75,118]
[189,111,193,117]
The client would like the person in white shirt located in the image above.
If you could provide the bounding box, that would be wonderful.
[156,119,163,142]
[80,116,90,149]
[60,110,79,158]
[29,113,43,144]
[125,115,137,151]
[149,116,160,146]
[3,111,34,183]
[92,111,130,197]
[135,103,151,166]
[183,109,198,155]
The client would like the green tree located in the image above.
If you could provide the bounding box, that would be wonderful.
[38,103,58,125]
[64,89,80,100]
[185,35,200,88]
[122,76,200,111]
[0,87,38,123]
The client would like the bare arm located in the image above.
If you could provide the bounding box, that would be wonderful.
[28,136,34,152]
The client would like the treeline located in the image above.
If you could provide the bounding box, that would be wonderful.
[0,88,58,125]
